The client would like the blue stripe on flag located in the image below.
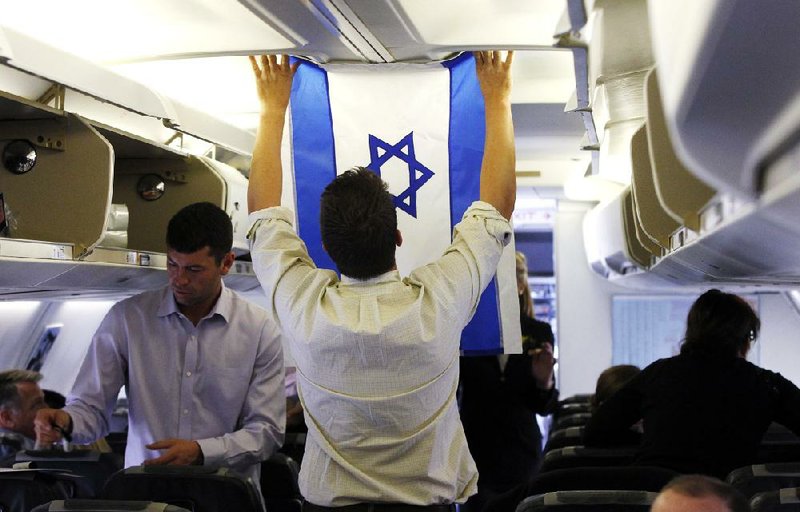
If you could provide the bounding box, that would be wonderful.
[445,53,503,355]
[291,59,338,271]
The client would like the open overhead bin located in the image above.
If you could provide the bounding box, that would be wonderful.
[0,90,257,297]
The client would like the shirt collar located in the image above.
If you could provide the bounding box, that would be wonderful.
[156,283,232,323]
[340,269,401,286]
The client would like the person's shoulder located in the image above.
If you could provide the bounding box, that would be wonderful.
[112,287,167,313]
[223,288,267,314]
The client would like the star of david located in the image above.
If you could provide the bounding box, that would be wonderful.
[366,132,434,218]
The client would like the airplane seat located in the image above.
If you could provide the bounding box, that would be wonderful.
[515,490,657,512]
[260,453,302,512]
[15,450,124,498]
[552,403,592,423]
[102,466,264,512]
[485,466,677,512]
[751,488,800,512]
[558,395,593,407]
[539,446,637,473]
[553,413,593,431]
[0,468,78,512]
[544,427,585,452]
[105,432,128,460]
[31,498,191,511]
[727,463,800,501]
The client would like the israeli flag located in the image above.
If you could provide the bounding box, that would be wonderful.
[282,53,520,355]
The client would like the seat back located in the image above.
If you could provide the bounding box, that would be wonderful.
[31,498,191,511]
[485,466,678,512]
[260,453,302,512]
[0,469,76,512]
[553,414,593,430]
[15,450,123,497]
[728,463,800,500]
[545,427,585,452]
[751,488,800,512]
[103,466,264,512]
[539,447,637,473]
[516,490,657,512]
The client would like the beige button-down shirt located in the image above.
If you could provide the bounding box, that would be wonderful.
[249,201,512,506]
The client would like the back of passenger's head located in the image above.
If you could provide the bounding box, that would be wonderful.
[166,202,233,264]
[681,289,760,359]
[320,167,398,279]
[652,474,748,512]
[0,370,42,410]
[591,364,640,413]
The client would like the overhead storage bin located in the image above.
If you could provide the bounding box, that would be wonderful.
[648,0,800,198]
[644,69,715,234]
[0,90,112,258]
[629,123,679,250]
[0,88,257,296]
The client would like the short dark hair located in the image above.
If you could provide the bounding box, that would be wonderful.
[681,289,760,358]
[166,202,233,264]
[320,167,398,279]
[660,474,748,512]
[591,364,640,413]
[0,370,42,410]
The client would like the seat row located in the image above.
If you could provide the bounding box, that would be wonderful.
[0,450,301,512]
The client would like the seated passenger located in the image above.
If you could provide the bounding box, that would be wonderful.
[651,474,748,512]
[0,370,45,462]
[585,289,800,478]
[590,364,640,413]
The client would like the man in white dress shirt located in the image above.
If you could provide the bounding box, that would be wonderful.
[247,51,515,510]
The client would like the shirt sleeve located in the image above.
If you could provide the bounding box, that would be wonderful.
[409,201,512,326]
[196,316,286,471]
[64,306,128,444]
[247,206,337,333]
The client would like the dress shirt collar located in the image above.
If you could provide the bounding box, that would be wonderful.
[339,269,401,286]
[156,283,232,323]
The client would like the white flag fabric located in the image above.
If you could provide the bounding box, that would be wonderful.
[283,53,521,355]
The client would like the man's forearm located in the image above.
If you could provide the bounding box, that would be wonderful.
[479,97,516,220]
[248,110,286,213]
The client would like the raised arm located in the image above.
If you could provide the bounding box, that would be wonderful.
[475,51,516,220]
[247,55,298,213]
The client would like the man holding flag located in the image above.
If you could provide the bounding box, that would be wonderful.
[247,51,515,510]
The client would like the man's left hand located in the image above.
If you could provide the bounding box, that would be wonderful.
[144,439,203,466]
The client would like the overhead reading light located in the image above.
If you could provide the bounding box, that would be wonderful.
[2,140,37,174]
[136,174,166,201]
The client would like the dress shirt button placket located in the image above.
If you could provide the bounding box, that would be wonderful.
[179,331,199,439]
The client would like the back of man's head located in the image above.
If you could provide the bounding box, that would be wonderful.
[651,475,748,512]
[166,202,233,263]
[320,167,398,279]
[0,370,42,411]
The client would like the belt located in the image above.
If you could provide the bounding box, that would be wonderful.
[303,502,455,512]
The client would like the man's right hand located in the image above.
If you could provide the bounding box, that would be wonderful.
[34,408,72,446]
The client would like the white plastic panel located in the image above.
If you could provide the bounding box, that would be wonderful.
[648,0,800,198]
